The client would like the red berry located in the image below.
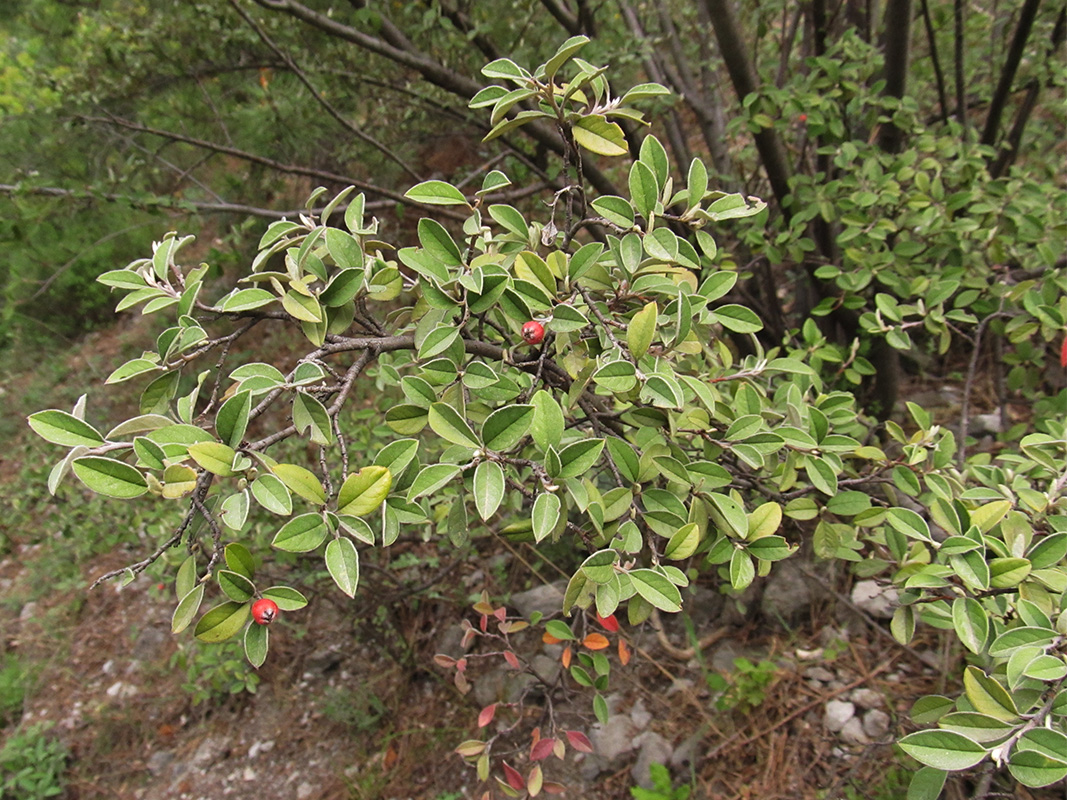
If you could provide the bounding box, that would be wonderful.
[251,598,279,625]
[798,113,807,123]
[1061,336,1067,368]
[521,320,545,345]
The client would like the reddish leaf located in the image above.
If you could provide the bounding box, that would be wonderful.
[542,781,567,794]
[434,654,456,668]
[561,645,572,669]
[493,606,507,623]
[503,650,521,669]
[530,737,556,761]
[383,743,398,771]
[618,638,632,665]
[502,762,525,791]
[456,657,468,673]
[530,726,541,745]
[461,627,477,648]
[565,730,594,753]
[596,613,620,632]
[479,613,488,632]
[478,703,497,728]
[582,633,610,650]
[542,631,562,645]
[1061,336,1067,368]
[455,671,470,695]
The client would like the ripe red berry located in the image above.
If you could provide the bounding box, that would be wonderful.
[798,113,808,123]
[251,598,279,625]
[521,320,545,345]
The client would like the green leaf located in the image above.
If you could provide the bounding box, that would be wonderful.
[106,358,160,385]
[225,542,256,580]
[293,392,334,446]
[325,537,360,598]
[194,601,251,643]
[271,463,326,505]
[219,288,276,312]
[627,301,657,360]
[629,569,682,612]
[272,513,328,552]
[261,586,308,610]
[215,391,251,449]
[664,523,700,560]
[474,461,505,521]
[572,115,628,157]
[171,585,205,634]
[282,290,323,323]
[530,390,564,452]
[706,492,748,539]
[544,35,589,79]
[72,456,148,499]
[748,502,782,539]
[729,549,755,591]
[989,557,1031,588]
[218,569,255,602]
[337,466,393,516]
[887,507,933,543]
[428,403,480,449]
[188,441,238,477]
[244,622,269,669]
[27,409,105,448]
[580,550,619,584]
[405,180,469,206]
[897,730,987,771]
[906,767,947,800]
[712,304,763,334]
[1008,748,1067,788]
[532,492,561,543]
[963,666,1019,721]
[952,597,991,655]
[556,439,605,479]
[251,474,293,516]
[220,490,250,531]
[481,404,534,452]
[408,463,461,500]
[805,456,839,496]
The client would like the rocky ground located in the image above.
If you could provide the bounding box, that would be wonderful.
[3,527,1010,800]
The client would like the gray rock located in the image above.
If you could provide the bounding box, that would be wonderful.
[590,714,638,762]
[510,581,567,619]
[850,580,898,620]
[804,666,835,683]
[146,750,174,775]
[863,709,891,740]
[850,688,884,710]
[529,654,561,686]
[670,732,702,769]
[839,716,870,746]
[190,735,230,769]
[824,700,855,733]
[630,698,652,730]
[630,732,673,789]
[434,623,467,660]
[759,561,813,626]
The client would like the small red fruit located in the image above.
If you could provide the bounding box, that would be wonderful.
[1061,335,1067,368]
[521,320,545,345]
[251,598,279,625]
[798,113,807,123]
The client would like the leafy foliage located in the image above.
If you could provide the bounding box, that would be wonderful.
[13,4,1067,797]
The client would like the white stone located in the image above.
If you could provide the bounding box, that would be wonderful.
[824,700,855,733]
[296,782,314,800]
[839,716,870,746]
[850,580,898,619]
